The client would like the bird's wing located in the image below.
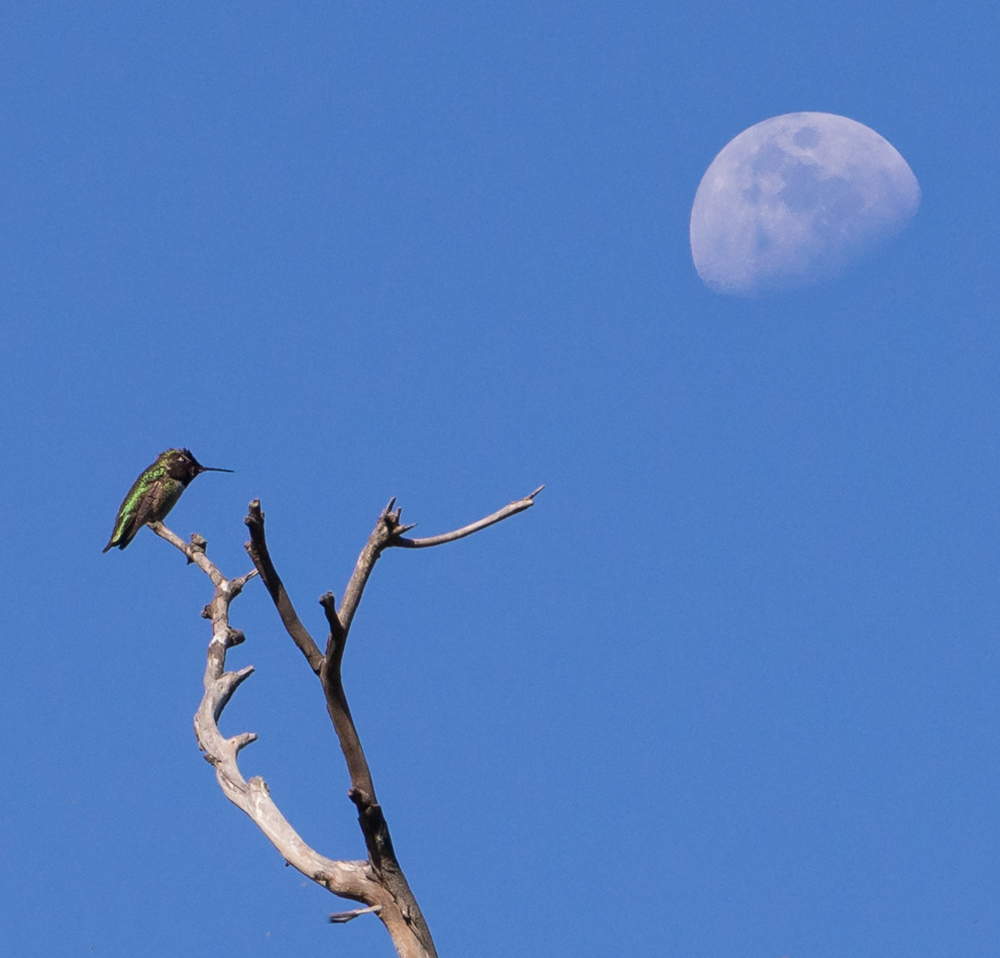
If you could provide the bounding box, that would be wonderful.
[106,479,162,550]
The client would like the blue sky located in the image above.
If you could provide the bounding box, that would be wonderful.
[1,1,999,956]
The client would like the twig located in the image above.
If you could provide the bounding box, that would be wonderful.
[330,904,382,924]
[394,485,544,548]
[150,524,224,586]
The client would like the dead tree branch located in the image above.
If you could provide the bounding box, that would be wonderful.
[243,508,324,673]
[150,525,387,941]
[151,487,539,957]
[337,486,544,633]
[394,484,545,549]
[242,487,542,957]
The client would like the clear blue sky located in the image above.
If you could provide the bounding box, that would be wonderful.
[2,2,998,956]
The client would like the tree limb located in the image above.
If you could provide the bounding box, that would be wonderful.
[338,486,544,635]
[394,484,545,549]
[239,505,440,955]
[196,486,540,957]
[243,501,324,673]
[151,525,399,945]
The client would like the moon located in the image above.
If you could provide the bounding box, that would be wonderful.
[689,113,920,296]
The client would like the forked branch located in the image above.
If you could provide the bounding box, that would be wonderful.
[159,484,541,958]
[241,487,541,957]
[150,526,384,937]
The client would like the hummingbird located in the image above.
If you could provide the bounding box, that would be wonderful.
[103,448,233,552]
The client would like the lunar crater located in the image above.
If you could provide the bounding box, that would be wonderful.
[690,112,920,296]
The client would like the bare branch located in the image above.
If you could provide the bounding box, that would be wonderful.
[194,631,376,908]
[150,523,226,587]
[158,522,436,957]
[330,904,382,924]
[316,593,434,955]
[318,592,376,802]
[152,486,541,958]
[320,592,347,669]
[243,500,324,673]
[337,486,543,638]
[336,498,403,638]
[306,490,541,957]
[164,536,390,921]
[393,485,545,549]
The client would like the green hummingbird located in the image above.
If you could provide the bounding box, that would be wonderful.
[103,448,233,552]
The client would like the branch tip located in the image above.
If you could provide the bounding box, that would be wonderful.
[392,486,544,549]
[319,591,337,609]
[219,664,255,696]
[232,664,255,683]
[233,731,258,752]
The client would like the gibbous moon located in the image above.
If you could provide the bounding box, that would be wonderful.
[690,113,920,296]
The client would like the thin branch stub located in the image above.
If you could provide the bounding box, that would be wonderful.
[329,904,382,924]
